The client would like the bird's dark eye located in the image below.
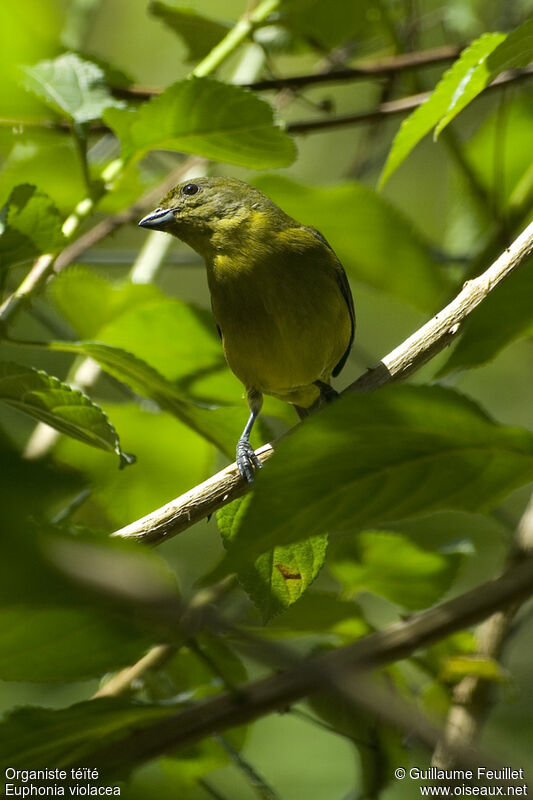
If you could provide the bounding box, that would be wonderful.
[181,183,200,197]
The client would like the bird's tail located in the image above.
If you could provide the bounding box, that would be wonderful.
[294,381,338,420]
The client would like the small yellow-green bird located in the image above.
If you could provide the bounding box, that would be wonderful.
[139,177,355,483]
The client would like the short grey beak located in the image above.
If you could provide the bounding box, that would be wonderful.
[138,208,176,230]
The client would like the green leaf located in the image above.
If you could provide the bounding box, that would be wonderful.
[434,20,533,138]
[220,385,533,568]
[55,403,214,529]
[330,530,463,610]
[149,1,231,62]
[0,361,131,466]
[254,175,447,311]
[21,51,124,123]
[0,607,153,682]
[437,254,533,375]
[440,655,509,683]
[167,636,247,698]
[279,0,380,50]
[0,184,65,269]
[0,698,181,771]
[380,33,505,187]
[218,496,327,621]
[49,340,245,458]
[49,266,163,339]
[267,591,368,637]
[104,77,296,169]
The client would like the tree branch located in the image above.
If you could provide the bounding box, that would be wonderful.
[286,66,533,135]
[84,557,533,771]
[112,217,533,545]
[110,45,461,100]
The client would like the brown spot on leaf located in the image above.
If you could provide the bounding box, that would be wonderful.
[275,563,301,580]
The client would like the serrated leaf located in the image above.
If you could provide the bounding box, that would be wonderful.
[0,184,65,269]
[21,52,124,124]
[104,77,296,169]
[437,254,533,375]
[149,1,231,62]
[380,33,505,187]
[434,19,533,138]
[0,361,130,465]
[0,607,153,682]
[330,530,463,610]
[219,385,533,569]
[49,340,245,458]
[254,175,447,311]
[218,496,327,621]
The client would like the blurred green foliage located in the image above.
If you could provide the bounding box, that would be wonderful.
[0,0,532,797]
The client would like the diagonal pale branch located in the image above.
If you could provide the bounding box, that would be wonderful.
[112,218,533,545]
[84,556,533,771]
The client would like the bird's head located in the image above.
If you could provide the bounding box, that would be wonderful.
[139,176,285,257]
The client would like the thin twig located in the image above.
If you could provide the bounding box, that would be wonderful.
[112,218,533,546]
[286,66,533,135]
[110,45,460,99]
[93,644,176,699]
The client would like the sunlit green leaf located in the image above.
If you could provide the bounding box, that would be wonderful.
[0,361,131,466]
[0,184,65,269]
[104,77,296,168]
[254,175,447,310]
[218,496,327,621]
[49,266,163,339]
[434,19,533,138]
[330,530,464,610]
[220,385,533,568]
[49,340,245,458]
[55,403,214,528]
[149,2,231,61]
[440,655,509,683]
[21,52,124,123]
[380,33,504,187]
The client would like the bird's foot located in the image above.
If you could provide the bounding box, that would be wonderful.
[236,438,262,484]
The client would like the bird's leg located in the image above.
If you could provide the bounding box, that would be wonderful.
[236,390,263,484]
[314,380,338,403]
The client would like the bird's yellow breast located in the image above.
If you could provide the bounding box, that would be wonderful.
[206,226,353,407]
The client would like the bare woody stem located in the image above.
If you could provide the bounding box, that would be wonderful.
[112,45,461,99]
[112,218,533,545]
